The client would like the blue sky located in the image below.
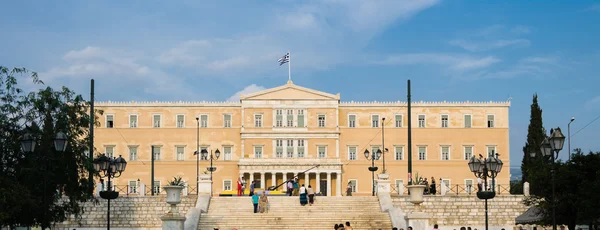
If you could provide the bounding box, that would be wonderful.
[1,0,599,171]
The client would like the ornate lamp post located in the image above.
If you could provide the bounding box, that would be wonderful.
[468,152,503,230]
[195,116,200,195]
[530,127,565,230]
[20,130,69,230]
[364,149,381,196]
[93,154,127,230]
[201,148,220,196]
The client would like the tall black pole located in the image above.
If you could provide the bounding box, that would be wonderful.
[151,146,155,196]
[552,152,556,230]
[210,153,213,196]
[407,80,412,182]
[483,166,489,230]
[382,117,386,173]
[107,171,111,230]
[89,79,94,195]
[196,117,199,195]
[371,155,375,196]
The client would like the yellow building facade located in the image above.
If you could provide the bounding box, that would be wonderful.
[95,80,510,196]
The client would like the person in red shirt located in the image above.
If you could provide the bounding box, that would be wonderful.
[237,177,243,196]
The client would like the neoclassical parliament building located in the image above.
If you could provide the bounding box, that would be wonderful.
[95,80,510,196]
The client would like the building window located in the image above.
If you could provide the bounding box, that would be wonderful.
[441,146,450,160]
[106,114,114,128]
[223,146,232,161]
[223,180,232,191]
[348,179,357,193]
[395,146,404,160]
[128,180,138,194]
[441,115,449,128]
[200,115,208,128]
[348,146,357,160]
[153,114,161,128]
[286,140,294,158]
[465,179,474,193]
[153,181,161,194]
[152,146,161,160]
[371,114,380,128]
[395,114,403,128]
[418,146,427,160]
[129,146,137,161]
[129,114,138,128]
[276,109,283,127]
[297,140,305,158]
[487,146,496,157]
[223,114,231,128]
[318,115,326,127]
[318,146,327,158]
[176,115,185,128]
[441,179,451,190]
[348,114,356,128]
[275,140,283,158]
[297,110,305,127]
[254,114,262,127]
[487,115,495,128]
[418,115,426,128]
[105,146,114,158]
[254,146,263,159]
[464,146,473,160]
[371,146,381,160]
[287,110,294,127]
[464,114,472,128]
[176,146,185,161]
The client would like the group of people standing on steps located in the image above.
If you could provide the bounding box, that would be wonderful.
[286,178,316,206]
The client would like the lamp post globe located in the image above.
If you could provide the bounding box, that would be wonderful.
[20,131,37,153]
[215,149,221,159]
[540,138,553,157]
[376,149,382,160]
[363,149,369,159]
[54,131,68,152]
[548,128,565,153]
[114,155,127,173]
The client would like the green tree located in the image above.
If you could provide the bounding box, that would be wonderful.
[0,67,99,229]
[522,94,548,195]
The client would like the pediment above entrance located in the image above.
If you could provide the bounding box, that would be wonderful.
[240,80,340,101]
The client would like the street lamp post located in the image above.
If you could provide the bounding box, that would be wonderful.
[201,148,220,196]
[568,117,574,161]
[195,117,200,195]
[364,149,381,196]
[381,117,388,173]
[468,152,503,230]
[20,130,69,230]
[93,154,127,230]
[530,127,565,230]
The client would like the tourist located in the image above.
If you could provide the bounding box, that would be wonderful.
[251,192,259,213]
[392,228,398,230]
[467,227,472,230]
[344,222,353,230]
[241,177,246,194]
[423,177,429,194]
[259,192,269,213]
[237,177,243,196]
[334,224,339,229]
[430,177,437,195]
[346,181,352,196]
[407,226,413,230]
[433,224,439,229]
[249,180,255,196]
[286,180,293,196]
[337,223,345,230]
[299,184,308,206]
[293,178,299,196]
[460,227,466,230]
[307,185,315,205]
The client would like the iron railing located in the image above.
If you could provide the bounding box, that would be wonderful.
[94,184,197,196]
[390,184,513,196]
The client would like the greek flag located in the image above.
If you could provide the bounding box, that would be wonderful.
[278,53,290,66]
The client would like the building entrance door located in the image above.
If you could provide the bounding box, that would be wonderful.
[320,179,328,196]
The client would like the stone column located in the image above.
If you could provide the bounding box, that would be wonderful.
[326,172,332,196]
[407,212,430,230]
[139,182,146,197]
[524,181,530,196]
[336,171,342,196]
[283,172,288,192]
[260,172,265,189]
[316,172,321,194]
[241,139,245,159]
[304,172,309,187]
[249,172,254,183]
[271,172,277,187]
[377,173,391,194]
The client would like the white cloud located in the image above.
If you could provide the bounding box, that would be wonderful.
[227,84,266,102]
[520,56,559,64]
[510,25,530,35]
[449,39,531,52]
[378,53,501,71]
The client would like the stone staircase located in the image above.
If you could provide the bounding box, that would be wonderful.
[198,196,393,230]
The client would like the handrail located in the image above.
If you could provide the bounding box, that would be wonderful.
[268,164,320,191]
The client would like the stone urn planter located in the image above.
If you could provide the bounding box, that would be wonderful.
[164,186,184,205]
[407,185,426,205]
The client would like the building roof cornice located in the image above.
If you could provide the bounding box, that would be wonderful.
[95,101,242,107]
[339,100,511,107]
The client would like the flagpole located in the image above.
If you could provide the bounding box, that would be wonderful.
[288,50,291,81]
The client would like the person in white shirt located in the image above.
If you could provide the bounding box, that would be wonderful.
[299,184,308,206]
